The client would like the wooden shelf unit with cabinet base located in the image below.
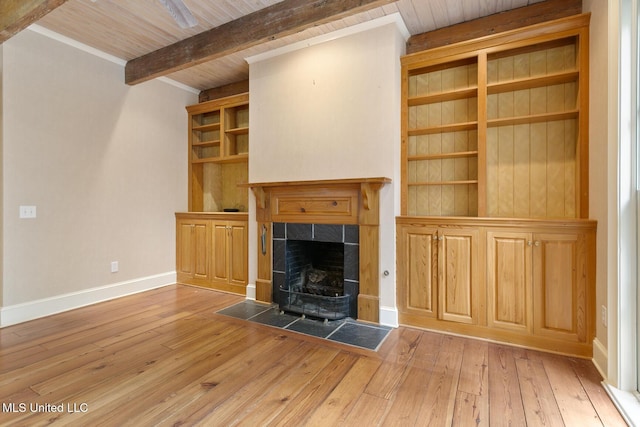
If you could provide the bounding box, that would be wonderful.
[178,93,250,294]
[398,14,596,357]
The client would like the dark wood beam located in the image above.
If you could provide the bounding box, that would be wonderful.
[199,80,250,103]
[0,0,68,43]
[406,0,582,54]
[125,0,395,85]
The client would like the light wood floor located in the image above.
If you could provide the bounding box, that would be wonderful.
[0,285,626,426]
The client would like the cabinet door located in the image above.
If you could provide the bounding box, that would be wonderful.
[438,229,478,324]
[211,222,229,282]
[486,231,532,333]
[228,221,248,286]
[176,220,209,281]
[533,232,585,342]
[397,225,438,319]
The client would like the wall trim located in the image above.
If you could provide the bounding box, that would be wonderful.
[0,272,176,327]
[592,337,609,379]
[379,305,398,328]
[245,283,257,301]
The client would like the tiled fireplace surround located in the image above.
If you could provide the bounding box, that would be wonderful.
[248,177,389,323]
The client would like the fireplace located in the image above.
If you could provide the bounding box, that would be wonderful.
[248,177,389,323]
[273,223,359,319]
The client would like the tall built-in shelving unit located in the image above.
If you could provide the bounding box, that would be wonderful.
[177,93,249,295]
[398,14,597,358]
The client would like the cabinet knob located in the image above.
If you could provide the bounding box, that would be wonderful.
[535,241,540,247]
[527,241,532,246]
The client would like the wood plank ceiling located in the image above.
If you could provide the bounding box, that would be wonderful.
[17,0,556,92]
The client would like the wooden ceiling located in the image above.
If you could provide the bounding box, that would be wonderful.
[2,0,580,94]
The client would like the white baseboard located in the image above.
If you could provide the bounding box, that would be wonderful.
[245,283,256,301]
[592,337,608,380]
[0,272,176,327]
[379,305,398,328]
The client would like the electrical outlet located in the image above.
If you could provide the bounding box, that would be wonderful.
[19,205,37,219]
[111,261,119,273]
[601,305,607,327]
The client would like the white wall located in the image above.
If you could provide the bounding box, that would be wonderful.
[0,29,197,325]
[583,0,613,377]
[248,15,408,325]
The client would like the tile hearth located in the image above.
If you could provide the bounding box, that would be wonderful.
[217,300,391,351]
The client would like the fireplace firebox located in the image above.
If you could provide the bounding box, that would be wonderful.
[272,223,359,319]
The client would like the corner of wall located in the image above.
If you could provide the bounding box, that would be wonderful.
[592,337,609,380]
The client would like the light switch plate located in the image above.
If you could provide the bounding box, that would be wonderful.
[19,205,37,219]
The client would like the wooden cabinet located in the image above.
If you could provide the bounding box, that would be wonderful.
[397,217,596,357]
[212,220,248,291]
[485,230,532,333]
[176,218,210,282]
[176,213,248,295]
[187,93,249,212]
[401,14,589,218]
[397,222,480,326]
[487,228,592,345]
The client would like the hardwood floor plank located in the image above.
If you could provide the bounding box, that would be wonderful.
[515,358,564,426]
[380,357,437,425]
[30,330,168,396]
[150,335,302,425]
[453,391,488,427]
[376,327,422,363]
[453,339,489,425]
[414,350,464,426]
[339,392,391,426]
[105,335,260,425]
[304,356,382,425]
[195,341,315,426]
[458,338,489,396]
[0,343,102,398]
[75,325,265,425]
[0,286,625,427]
[364,360,410,400]
[571,358,628,426]
[488,344,527,427]
[231,344,341,426]
[541,354,605,426]
[268,352,360,426]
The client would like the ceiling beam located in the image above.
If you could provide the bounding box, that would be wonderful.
[0,0,68,43]
[406,0,582,54]
[125,0,395,85]
[199,80,250,103]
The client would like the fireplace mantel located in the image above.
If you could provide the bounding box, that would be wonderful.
[246,177,390,323]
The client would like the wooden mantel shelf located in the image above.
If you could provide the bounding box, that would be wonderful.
[244,177,391,189]
[248,177,390,323]
[245,177,391,215]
